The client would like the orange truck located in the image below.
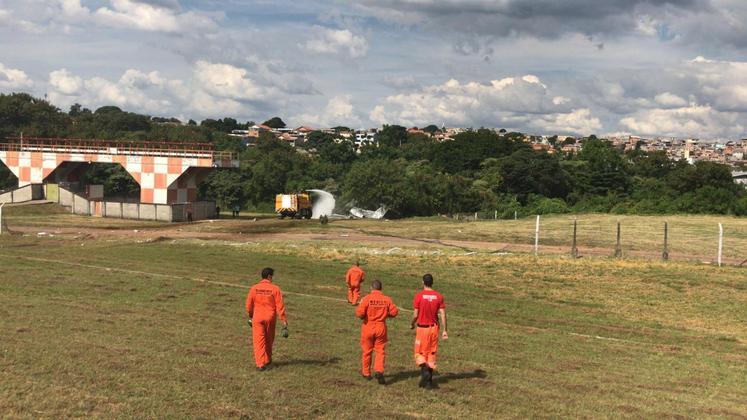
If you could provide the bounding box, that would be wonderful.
[275,193,312,219]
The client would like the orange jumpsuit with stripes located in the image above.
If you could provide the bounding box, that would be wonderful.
[345,266,365,305]
[355,290,399,376]
[413,289,444,369]
[245,279,287,368]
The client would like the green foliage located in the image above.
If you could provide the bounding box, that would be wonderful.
[375,124,407,148]
[0,92,743,218]
[262,117,286,129]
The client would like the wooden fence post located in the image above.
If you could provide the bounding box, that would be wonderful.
[534,215,540,256]
[662,222,669,261]
[614,222,622,258]
[717,223,723,267]
[571,218,578,258]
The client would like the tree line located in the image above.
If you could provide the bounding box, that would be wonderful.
[1,92,745,216]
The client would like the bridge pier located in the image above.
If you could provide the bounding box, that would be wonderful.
[0,138,238,204]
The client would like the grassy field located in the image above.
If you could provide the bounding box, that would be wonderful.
[169,212,747,264]
[1,206,746,417]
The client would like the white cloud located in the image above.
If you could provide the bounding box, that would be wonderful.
[368,75,594,132]
[303,26,369,58]
[618,105,745,138]
[654,92,688,108]
[0,63,33,90]
[294,95,361,127]
[49,69,82,95]
[192,61,268,100]
[53,0,218,33]
[45,61,286,119]
[531,108,602,135]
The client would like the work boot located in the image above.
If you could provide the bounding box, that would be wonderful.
[257,365,267,372]
[375,372,386,385]
[424,368,437,389]
[362,374,372,381]
[418,365,429,388]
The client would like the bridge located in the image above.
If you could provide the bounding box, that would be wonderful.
[0,137,239,204]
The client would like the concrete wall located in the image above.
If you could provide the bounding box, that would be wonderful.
[59,187,74,207]
[122,203,140,219]
[139,204,156,220]
[73,195,91,215]
[0,184,44,204]
[105,202,122,218]
[55,185,216,222]
[155,205,171,222]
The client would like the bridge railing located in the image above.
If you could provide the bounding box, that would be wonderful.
[1,137,238,161]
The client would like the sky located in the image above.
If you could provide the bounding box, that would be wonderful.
[1,0,747,138]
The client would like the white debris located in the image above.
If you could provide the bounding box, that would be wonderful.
[350,206,388,219]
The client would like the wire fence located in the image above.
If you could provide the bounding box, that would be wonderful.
[447,213,746,266]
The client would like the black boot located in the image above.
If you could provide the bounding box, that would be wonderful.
[425,368,436,389]
[375,372,386,385]
[418,365,429,388]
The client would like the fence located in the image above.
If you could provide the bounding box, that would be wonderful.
[0,184,44,204]
[445,213,746,266]
[54,185,215,222]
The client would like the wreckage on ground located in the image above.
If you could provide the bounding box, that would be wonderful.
[349,206,388,219]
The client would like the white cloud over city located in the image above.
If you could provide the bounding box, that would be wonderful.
[1,0,747,138]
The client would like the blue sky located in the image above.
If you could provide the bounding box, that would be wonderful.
[1,0,747,138]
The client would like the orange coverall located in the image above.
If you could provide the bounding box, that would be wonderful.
[345,266,365,304]
[245,279,287,368]
[355,290,399,376]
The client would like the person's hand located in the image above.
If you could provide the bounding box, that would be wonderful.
[247,318,252,326]
[281,325,289,338]
[442,331,448,340]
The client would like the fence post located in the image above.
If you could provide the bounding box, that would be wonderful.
[717,223,723,267]
[494,210,497,220]
[662,222,669,261]
[534,215,540,256]
[0,202,4,235]
[614,222,622,258]
[475,212,478,220]
[571,218,578,258]
[514,211,517,220]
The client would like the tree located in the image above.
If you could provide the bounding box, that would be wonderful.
[576,137,632,195]
[342,158,409,212]
[422,124,440,134]
[375,125,407,148]
[496,148,570,203]
[262,117,286,129]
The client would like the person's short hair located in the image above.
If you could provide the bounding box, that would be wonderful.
[372,280,382,290]
[423,273,434,287]
[356,260,360,266]
[261,267,274,279]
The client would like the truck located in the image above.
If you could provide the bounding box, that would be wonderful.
[275,193,313,219]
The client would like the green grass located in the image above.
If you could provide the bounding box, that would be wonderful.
[1,221,746,418]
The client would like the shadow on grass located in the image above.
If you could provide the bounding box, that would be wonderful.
[273,357,341,368]
[386,369,487,386]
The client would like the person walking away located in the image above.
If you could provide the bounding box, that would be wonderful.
[246,267,288,371]
[355,280,398,384]
[345,261,365,305]
[411,273,447,389]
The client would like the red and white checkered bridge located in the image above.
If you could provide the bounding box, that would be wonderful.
[0,137,239,204]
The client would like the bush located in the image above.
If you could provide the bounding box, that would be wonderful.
[527,196,570,215]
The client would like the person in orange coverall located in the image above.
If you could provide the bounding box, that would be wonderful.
[345,261,366,305]
[411,273,447,389]
[356,280,398,384]
[246,267,288,371]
